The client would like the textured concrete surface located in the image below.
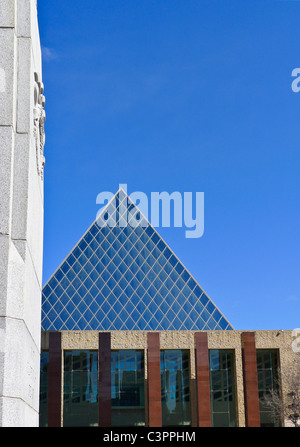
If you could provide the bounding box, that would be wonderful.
[0,0,44,427]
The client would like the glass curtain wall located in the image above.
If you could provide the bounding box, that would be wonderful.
[257,349,281,427]
[63,350,98,426]
[209,349,237,426]
[111,350,145,426]
[160,350,191,426]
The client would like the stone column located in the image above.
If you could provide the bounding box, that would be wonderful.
[48,332,62,427]
[147,332,162,427]
[241,332,260,427]
[195,332,211,426]
[98,332,111,427]
[0,0,45,426]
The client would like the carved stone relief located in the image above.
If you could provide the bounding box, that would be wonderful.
[33,72,46,179]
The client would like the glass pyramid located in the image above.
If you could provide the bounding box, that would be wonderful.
[41,189,233,331]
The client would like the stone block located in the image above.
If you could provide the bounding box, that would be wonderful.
[16,0,31,38]
[0,0,16,28]
[6,238,25,320]
[26,131,44,283]
[0,317,40,414]
[23,243,42,344]
[0,235,9,316]
[0,28,16,126]
[11,132,30,241]
[11,130,44,283]
[4,238,42,343]
[0,395,38,427]
[30,1,42,76]
[0,126,14,235]
[17,37,31,133]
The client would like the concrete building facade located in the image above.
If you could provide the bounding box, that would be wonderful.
[39,329,298,427]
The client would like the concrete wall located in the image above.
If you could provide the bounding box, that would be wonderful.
[0,0,44,427]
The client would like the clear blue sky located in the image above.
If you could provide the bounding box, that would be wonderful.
[38,0,300,330]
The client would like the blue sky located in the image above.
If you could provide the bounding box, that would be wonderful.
[38,0,300,330]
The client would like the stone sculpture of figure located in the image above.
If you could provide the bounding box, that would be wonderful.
[33,72,46,179]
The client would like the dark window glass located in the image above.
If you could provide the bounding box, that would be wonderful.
[63,350,98,427]
[111,350,145,427]
[160,350,191,426]
[256,349,281,427]
[39,351,49,427]
[209,350,237,427]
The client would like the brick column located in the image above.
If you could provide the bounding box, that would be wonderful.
[98,332,111,427]
[48,332,62,427]
[241,332,260,427]
[195,332,211,427]
[147,332,162,427]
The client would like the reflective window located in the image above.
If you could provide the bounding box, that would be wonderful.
[63,350,98,427]
[160,350,191,426]
[209,350,237,427]
[39,351,49,427]
[111,350,145,426]
[257,349,281,427]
